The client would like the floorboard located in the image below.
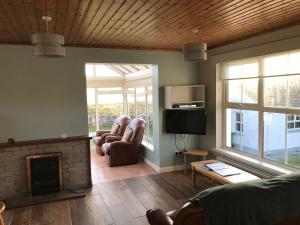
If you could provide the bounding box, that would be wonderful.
[69,198,93,225]
[30,203,51,225]
[50,201,72,225]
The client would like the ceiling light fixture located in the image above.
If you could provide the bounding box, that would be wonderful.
[31,16,65,57]
[183,27,207,61]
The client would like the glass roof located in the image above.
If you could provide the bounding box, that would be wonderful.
[85,63,151,78]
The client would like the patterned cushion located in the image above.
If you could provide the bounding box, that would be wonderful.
[121,128,133,142]
[111,123,120,134]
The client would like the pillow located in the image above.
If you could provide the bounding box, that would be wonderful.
[121,128,133,142]
[111,123,120,134]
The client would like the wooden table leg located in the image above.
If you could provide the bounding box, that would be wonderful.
[192,166,196,187]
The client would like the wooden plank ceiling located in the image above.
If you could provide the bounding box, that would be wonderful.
[0,0,300,51]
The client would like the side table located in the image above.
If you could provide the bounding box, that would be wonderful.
[183,149,208,174]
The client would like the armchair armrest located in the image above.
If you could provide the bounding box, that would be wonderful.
[146,209,173,225]
[105,135,122,143]
[173,202,205,225]
[146,202,205,225]
[96,130,110,136]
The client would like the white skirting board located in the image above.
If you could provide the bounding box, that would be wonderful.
[142,157,185,173]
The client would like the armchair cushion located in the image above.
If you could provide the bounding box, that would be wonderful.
[121,128,133,142]
[111,123,120,134]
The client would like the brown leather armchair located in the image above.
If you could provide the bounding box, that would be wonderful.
[93,115,130,155]
[146,201,300,225]
[101,118,146,166]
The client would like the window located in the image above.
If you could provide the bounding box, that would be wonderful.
[126,87,153,144]
[222,50,300,168]
[235,112,243,132]
[287,115,300,130]
[98,93,124,130]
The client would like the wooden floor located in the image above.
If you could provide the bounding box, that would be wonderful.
[91,149,157,183]
[2,148,219,225]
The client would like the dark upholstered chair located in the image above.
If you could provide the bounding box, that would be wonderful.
[101,118,146,166]
[146,202,300,225]
[93,115,130,155]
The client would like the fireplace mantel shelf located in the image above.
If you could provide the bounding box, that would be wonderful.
[0,135,91,148]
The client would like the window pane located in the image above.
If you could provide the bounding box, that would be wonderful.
[264,113,286,163]
[288,75,300,108]
[127,94,135,118]
[242,78,258,104]
[136,87,145,94]
[226,109,258,155]
[136,95,146,119]
[226,65,242,79]
[87,88,96,132]
[288,52,300,74]
[264,77,287,107]
[127,88,135,94]
[227,80,241,103]
[98,94,123,130]
[224,62,258,79]
[98,87,122,91]
[242,63,258,78]
[241,110,259,156]
[287,114,294,121]
[147,94,153,142]
[85,64,94,77]
[95,65,121,77]
[226,109,241,150]
[287,126,300,168]
[288,123,294,129]
[264,54,288,76]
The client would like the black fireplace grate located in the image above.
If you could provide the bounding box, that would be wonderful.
[28,154,62,196]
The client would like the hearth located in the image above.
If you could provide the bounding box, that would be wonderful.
[26,153,63,196]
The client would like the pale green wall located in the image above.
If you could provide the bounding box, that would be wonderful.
[198,24,300,150]
[0,45,201,167]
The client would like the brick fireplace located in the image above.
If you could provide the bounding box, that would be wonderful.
[0,136,91,200]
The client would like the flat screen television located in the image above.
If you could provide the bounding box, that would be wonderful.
[165,109,206,135]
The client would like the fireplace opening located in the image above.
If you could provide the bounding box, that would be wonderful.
[26,153,63,196]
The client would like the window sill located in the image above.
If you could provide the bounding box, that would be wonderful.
[212,148,299,177]
[142,141,154,152]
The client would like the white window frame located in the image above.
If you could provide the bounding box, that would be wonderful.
[221,49,300,168]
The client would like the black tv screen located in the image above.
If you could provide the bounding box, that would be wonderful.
[165,109,206,135]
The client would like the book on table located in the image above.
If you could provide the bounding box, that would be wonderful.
[204,162,240,177]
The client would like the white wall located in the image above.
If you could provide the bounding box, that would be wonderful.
[0,45,200,167]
